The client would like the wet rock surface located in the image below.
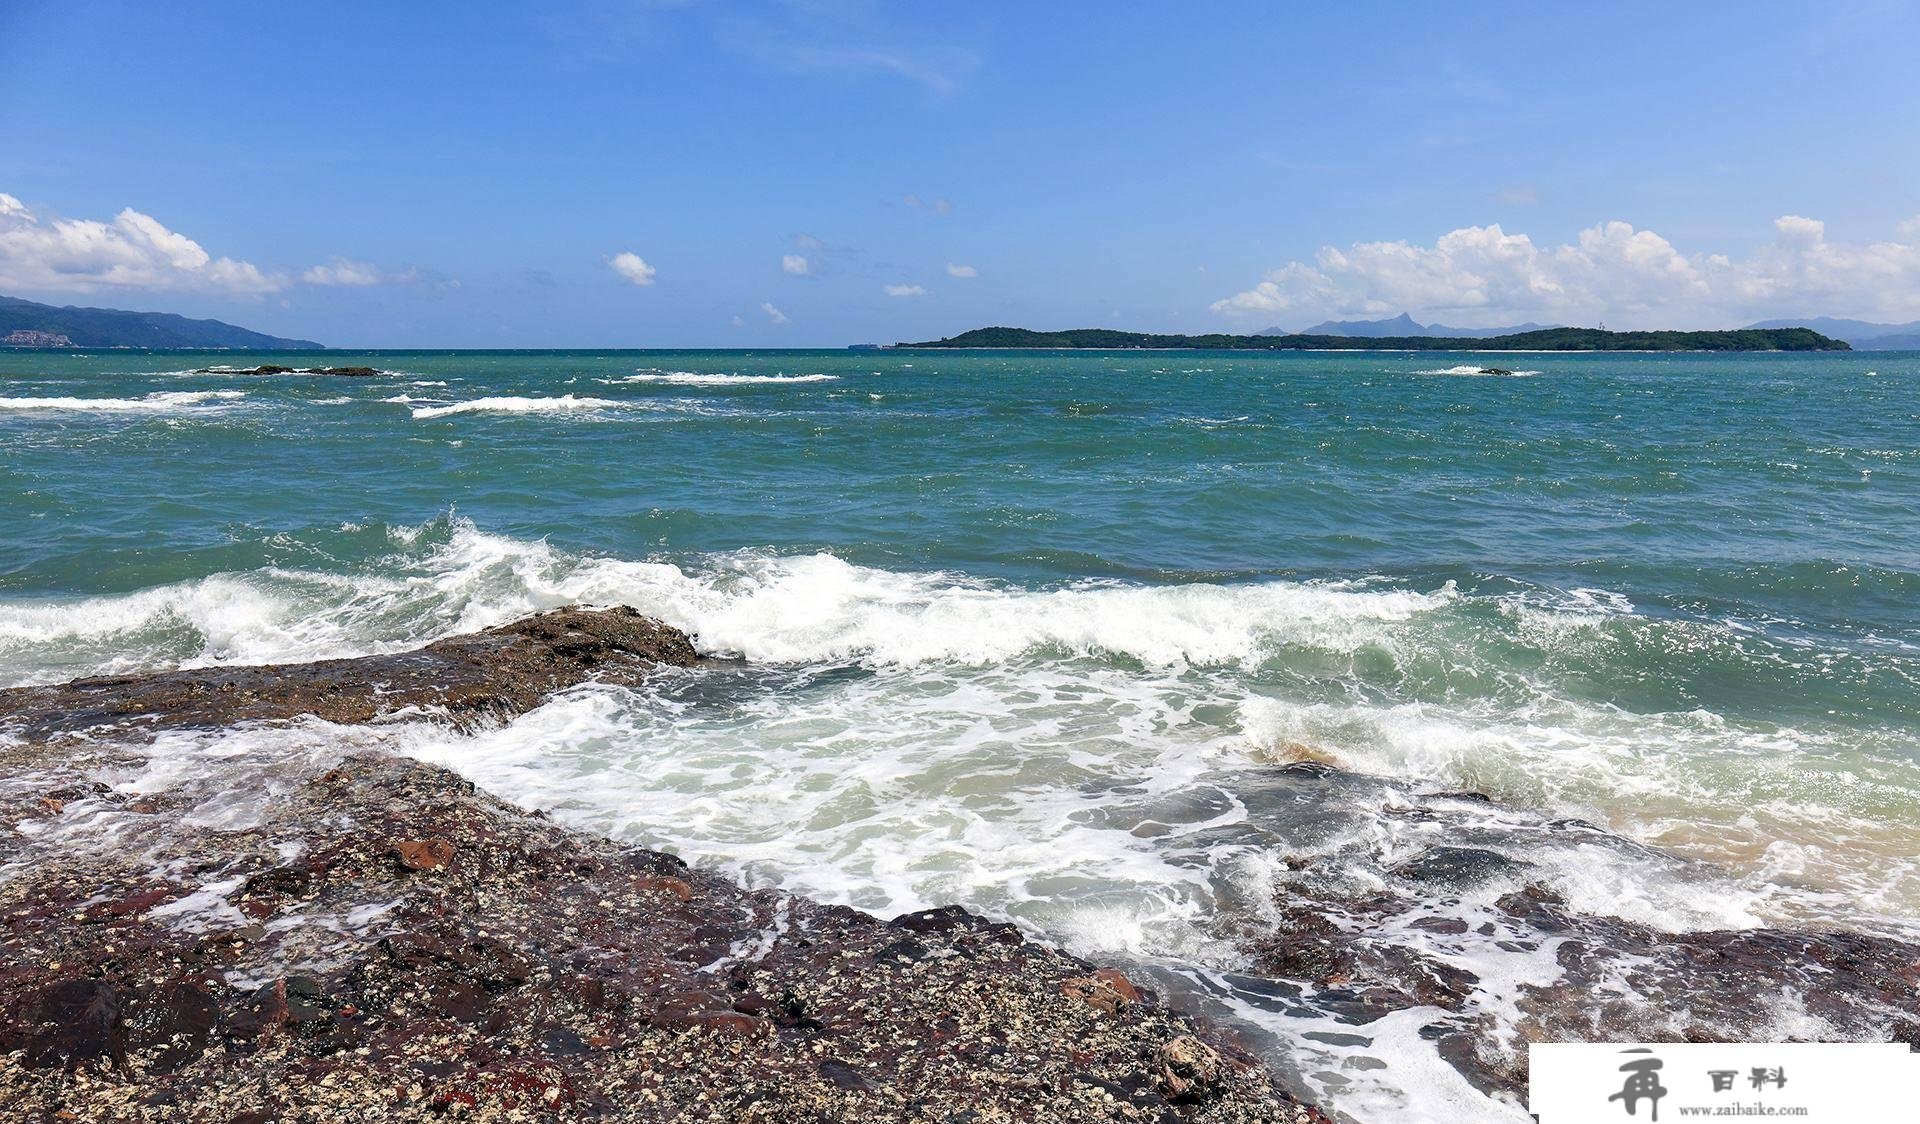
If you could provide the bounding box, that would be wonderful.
[0,756,1319,1122]
[0,612,1323,1122]
[0,606,702,738]
[1212,762,1920,1101]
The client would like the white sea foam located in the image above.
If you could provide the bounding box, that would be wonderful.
[1411,365,1541,376]
[0,390,246,412]
[408,394,622,419]
[3,516,1913,1123]
[608,370,840,386]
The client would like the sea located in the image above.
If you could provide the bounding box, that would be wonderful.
[3,347,1916,1120]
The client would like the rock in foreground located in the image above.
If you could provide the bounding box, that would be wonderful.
[0,610,1321,1122]
[0,606,701,738]
[0,754,1318,1122]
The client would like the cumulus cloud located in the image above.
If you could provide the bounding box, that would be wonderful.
[945,262,978,278]
[883,283,926,298]
[1211,216,1920,328]
[0,193,283,294]
[761,301,789,324]
[609,251,657,286]
[301,259,383,286]
[782,253,810,276]
[1897,215,1920,239]
[793,233,825,250]
[904,194,954,216]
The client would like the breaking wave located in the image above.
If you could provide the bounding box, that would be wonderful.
[608,370,840,386]
[0,390,246,412]
[406,394,623,419]
[1411,365,1541,376]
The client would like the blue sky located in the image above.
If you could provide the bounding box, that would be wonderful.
[3,0,1918,346]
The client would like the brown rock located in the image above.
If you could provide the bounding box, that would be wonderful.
[392,838,456,872]
[1157,1034,1223,1103]
[1062,969,1143,1016]
[636,876,694,902]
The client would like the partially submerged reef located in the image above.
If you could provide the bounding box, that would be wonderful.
[1,608,1914,1121]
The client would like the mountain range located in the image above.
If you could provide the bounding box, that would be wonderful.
[1742,317,1920,350]
[907,326,1848,352]
[1257,313,1559,339]
[0,294,322,349]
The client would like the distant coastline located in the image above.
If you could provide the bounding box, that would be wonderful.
[903,325,1853,352]
[0,294,321,350]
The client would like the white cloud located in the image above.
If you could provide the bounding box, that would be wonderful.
[782,253,810,276]
[793,233,825,251]
[731,314,746,327]
[1772,215,1825,246]
[945,262,978,278]
[761,301,789,324]
[904,194,954,215]
[883,283,926,298]
[609,251,657,286]
[1493,185,1541,206]
[1211,216,1920,328]
[0,193,283,294]
[301,259,383,286]
[1897,215,1920,239]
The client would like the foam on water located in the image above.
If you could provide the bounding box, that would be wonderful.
[1411,365,1542,376]
[608,369,840,385]
[2,516,1909,929]
[0,389,246,412]
[406,394,623,419]
[3,516,1915,1119]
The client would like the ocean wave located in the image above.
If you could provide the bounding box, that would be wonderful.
[1411,365,1541,376]
[5,514,1914,1123]
[0,390,246,412]
[407,394,623,419]
[608,370,840,386]
[0,517,1456,679]
[2,517,1911,934]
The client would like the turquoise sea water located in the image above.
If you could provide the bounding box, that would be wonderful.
[3,347,1917,1118]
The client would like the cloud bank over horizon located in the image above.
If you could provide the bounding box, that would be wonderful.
[0,192,282,296]
[1212,216,1920,330]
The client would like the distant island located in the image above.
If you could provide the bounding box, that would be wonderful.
[1744,316,1920,350]
[0,294,322,349]
[1264,312,1560,339]
[903,325,1851,352]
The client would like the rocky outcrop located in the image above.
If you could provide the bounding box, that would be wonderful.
[0,611,1323,1123]
[1219,762,1920,1101]
[0,606,701,738]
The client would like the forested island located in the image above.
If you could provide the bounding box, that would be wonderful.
[903,325,1851,352]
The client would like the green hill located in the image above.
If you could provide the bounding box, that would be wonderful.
[0,294,323,349]
[904,325,1850,352]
